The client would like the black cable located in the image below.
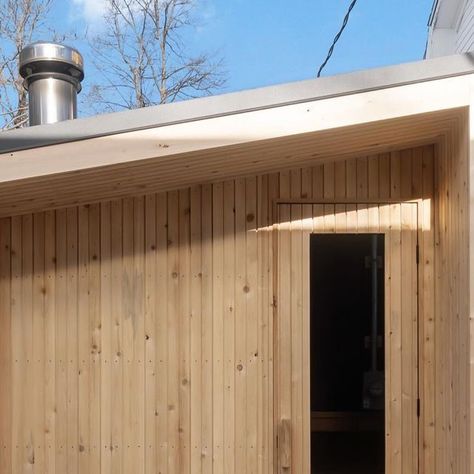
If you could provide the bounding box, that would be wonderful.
[317,0,359,77]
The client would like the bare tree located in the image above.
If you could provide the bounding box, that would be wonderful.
[0,0,59,129]
[89,0,225,111]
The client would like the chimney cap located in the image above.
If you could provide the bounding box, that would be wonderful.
[19,41,84,81]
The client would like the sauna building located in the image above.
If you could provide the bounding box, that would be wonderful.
[0,47,474,473]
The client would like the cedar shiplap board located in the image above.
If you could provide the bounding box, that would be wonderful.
[133,196,146,472]
[178,190,191,474]
[234,177,247,473]
[246,176,259,472]
[66,208,79,474]
[256,176,265,474]
[223,180,235,474]
[167,191,179,473]
[276,202,291,472]
[457,116,470,474]
[88,204,101,474]
[54,209,67,473]
[33,212,45,473]
[300,172,312,473]
[144,194,156,473]
[22,215,34,471]
[0,218,11,474]
[10,216,22,473]
[434,140,446,473]
[110,200,123,474]
[99,202,112,474]
[0,142,470,474]
[44,210,56,474]
[301,202,312,472]
[190,186,202,474]
[267,172,279,474]
[211,183,224,473]
[78,205,90,473]
[200,184,213,473]
[155,192,168,472]
[420,145,435,474]
[122,197,134,474]
[289,171,303,474]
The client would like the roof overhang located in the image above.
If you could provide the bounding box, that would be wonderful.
[0,54,473,217]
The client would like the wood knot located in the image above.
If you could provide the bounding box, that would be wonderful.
[243,285,250,293]
[246,213,255,222]
[172,272,178,279]
[79,445,85,453]
[236,364,243,371]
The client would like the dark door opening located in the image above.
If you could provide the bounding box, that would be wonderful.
[310,234,385,474]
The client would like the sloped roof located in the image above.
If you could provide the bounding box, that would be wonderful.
[1,53,474,154]
[0,53,473,217]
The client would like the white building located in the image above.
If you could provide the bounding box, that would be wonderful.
[426,0,474,57]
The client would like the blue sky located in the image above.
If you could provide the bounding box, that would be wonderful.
[63,0,433,109]
[195,0,434,91]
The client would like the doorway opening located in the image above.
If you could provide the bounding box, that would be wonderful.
[310,233,385,474]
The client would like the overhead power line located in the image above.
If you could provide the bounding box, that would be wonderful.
[317,0,359,78]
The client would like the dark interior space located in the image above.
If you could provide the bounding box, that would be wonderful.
[310,234,385,474]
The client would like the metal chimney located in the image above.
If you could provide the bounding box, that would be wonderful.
[19,42,84,126]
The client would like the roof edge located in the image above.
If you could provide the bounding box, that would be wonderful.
[428,0,440,26]
[2,53,474,154]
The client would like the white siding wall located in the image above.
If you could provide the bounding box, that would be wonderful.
[455,0,474,52]
[426,0,474,57]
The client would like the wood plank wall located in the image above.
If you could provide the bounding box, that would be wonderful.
[434,120,470,473]
[0,143,468,473]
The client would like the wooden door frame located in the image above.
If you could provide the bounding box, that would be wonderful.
[272,198,426,473]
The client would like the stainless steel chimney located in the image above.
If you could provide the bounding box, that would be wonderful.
[19,42,84,126]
